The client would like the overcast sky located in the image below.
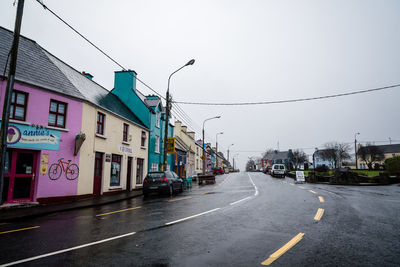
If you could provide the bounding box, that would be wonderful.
[1,0,400,169]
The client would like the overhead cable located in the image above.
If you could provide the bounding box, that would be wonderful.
[172,84,400,106]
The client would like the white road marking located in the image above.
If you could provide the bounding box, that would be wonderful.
[230,196,252,205]
[0,232,136,267]
[247,173,259,196]
[165,208,221,226]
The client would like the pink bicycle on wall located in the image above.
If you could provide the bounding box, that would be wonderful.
[48,158,79,180]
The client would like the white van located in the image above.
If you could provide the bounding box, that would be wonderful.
[271,164,286,178]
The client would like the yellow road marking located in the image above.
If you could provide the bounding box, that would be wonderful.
[0,223,10,226]
[261,233,305,265]
[299,186,305,189]
[96,206,142,217]
[168,196,192,202]
[0,226,40,235]
[203,192,212,195]
[314,208,324,221]
[290,183,294,186]
[309,190,317,194]
[318,196,325,203]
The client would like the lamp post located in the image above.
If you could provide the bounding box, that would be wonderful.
[202,116,221,174]
[163,59,195,171]
[354,132,360,170]
[227,143,234,167]
[313,147,318,177]
[215,132,223,168]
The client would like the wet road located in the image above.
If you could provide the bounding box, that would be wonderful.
[0,172,399,266]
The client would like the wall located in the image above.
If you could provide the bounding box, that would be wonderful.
[77,102,148,195]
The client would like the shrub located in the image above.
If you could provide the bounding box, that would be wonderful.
[385,156,400,175]
[315,164,329,173]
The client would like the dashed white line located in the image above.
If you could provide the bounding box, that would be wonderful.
[230,196,252,206]
[165,208,221,226]
[247,173,259,196]
[0,232,136,267]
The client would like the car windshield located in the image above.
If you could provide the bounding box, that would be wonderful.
[280,166,285,169]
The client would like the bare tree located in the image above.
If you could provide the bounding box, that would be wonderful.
[262,148,274,158]
[358,143,385,170]
[246,159,255,171]
[320,142,351,168]
[289,149,307,170]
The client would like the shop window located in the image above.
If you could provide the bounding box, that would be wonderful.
[110,154,122,186]
[48,100,67,128]
[136,158,144,184]
[97,112,105,135]
[123,123,129,142]
[141,131,146,147]
[10,90,28,121]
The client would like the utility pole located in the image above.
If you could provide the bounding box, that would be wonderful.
[354,132,360,170]
[0,0,25,205]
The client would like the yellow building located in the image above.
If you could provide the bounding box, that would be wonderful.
[173,121,197,177]
[357,144,400,169]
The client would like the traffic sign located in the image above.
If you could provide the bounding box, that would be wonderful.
[167,137,175,154]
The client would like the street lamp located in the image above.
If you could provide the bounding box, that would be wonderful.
[227,143,234,166]
[216,132,223,168]
[202,116,221,175]
[354,132,360,170]
[163,59,195,171]
[313,147,318,178]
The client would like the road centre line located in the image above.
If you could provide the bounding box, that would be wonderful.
[230,196,252,206]
[299,186,306,189]
[168,196,192,202]
[314,208,325,221]
[247,173,259,196]
[309,190,317,194]
[0,226,40,235]
[318,196,325,203]
[0,223,10,226]
[0,231,136,267]
[165,208,221,226]
[96,206,142,217]
[261,233,305,265]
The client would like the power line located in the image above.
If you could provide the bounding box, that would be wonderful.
[173,84,400,106]
[35,0,165,100]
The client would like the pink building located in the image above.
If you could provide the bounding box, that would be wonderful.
[0,27,83,204]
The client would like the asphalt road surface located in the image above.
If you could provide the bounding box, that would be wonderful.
[0,172,399,266]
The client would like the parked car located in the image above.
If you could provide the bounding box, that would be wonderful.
[271,164,286,178]
[143,171,183,197]
[213,167,224,175]
[263,166,272,174]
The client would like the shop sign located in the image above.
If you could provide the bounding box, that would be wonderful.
[119,145,133,154]
[1,123,60,151]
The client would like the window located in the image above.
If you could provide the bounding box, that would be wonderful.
[48,100,67,128]
[110,154,122,186]
[141,131,146,147]
[10,90,28,121]
[151,163,158,171]
[97,112,105,135]
[123,123,129,142]
[156,112,160,128]
[155,135,160,153]
[136,158,144,184]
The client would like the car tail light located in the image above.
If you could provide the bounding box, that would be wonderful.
[143,178,148,183]
[161,178,168,183]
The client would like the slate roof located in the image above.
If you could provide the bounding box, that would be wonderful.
[0,26,147,129]
[362,144,400,154]
[263,151,290,160]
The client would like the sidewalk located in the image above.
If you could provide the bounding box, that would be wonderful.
[0,189,143,222]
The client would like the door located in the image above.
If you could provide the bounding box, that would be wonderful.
[136,158,144,184]
[93,152,103,196]
[3,149,37,203]
[126,157,132,191]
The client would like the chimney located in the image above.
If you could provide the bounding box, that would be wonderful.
[82,71,93,80]
[114,69,137,93]
[187,131,195,139]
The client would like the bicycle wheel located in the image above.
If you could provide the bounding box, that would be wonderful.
[48,163,62,180]
[66,164,79,180]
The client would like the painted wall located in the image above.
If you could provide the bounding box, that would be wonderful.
[0,81,82,200]
[77,102,149,195]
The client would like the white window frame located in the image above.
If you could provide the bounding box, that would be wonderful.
[155,135,160,153]
[156,112,160,128]
[151,163,158,171]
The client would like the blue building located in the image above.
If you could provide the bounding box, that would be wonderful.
[111,70,173,172]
